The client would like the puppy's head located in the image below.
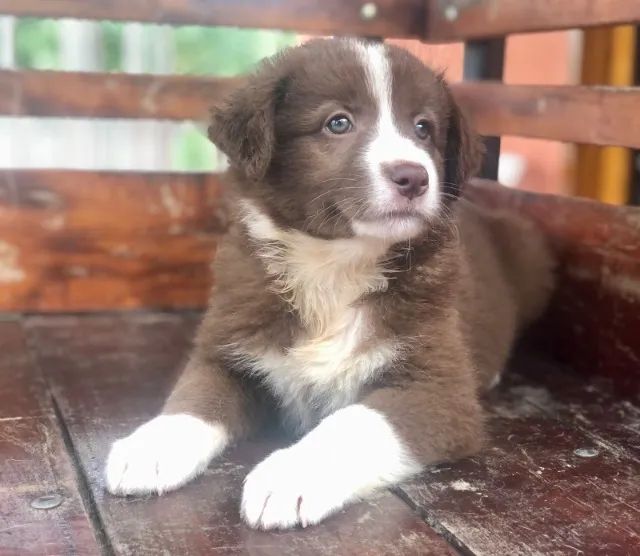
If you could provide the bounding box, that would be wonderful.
[209,39,481,242]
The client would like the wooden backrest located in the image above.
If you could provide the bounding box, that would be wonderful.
[0,1,639,393]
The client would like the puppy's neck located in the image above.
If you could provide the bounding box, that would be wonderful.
[239,200,390,335]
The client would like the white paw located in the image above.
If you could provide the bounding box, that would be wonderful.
[241,405,421,530]
[241,446,353,530]
[105,414,227,496]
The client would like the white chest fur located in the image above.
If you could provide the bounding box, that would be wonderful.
[257,306,397,431]
[238,201,398,431]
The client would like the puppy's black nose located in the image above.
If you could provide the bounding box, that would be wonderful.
[384,163,428,200]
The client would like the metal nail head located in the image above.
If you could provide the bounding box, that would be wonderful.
[360,2,378,20]
[31,493,64,510]
[574,447,599,458]
[444,5,459,22]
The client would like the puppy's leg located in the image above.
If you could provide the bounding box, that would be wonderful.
[106,356,252,496]
[241,362,483,529]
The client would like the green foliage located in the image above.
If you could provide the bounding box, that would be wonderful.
[9,18,296,170]
[15,19,60,69]
[171,124,216,171]
[101,22,123,72]
[173,26,296,76]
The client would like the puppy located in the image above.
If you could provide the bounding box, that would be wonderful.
[105,38,553,530]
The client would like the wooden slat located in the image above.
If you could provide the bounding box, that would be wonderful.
[397,353,640,555]
[425,0,640,42]
[9,71,640,152]
[0,170,224,312]
[0,320,101,554]
[453,82,640,148]
[467,180,640,396]
[0,0,424,38]
[0,70,240,120]
[27,312,456,556]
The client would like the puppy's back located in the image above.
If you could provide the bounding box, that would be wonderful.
[456,201,555,388]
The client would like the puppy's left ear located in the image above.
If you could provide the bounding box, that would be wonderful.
[208,70,282,181]
[442,83,484,196]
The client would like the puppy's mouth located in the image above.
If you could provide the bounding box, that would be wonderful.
[351,209,427,241]
[358,205,426,223]
[374,209,423,219]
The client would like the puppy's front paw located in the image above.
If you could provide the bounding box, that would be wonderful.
[241,447,352,530]
[105,414,227,496]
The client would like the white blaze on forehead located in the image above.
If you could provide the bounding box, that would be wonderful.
[351,41,440,235]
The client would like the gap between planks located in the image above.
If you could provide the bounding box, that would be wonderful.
[22,320,115,556]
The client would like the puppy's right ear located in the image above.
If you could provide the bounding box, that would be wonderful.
[208,73,281,181]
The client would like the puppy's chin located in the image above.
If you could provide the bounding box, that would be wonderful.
[351,214,426,242]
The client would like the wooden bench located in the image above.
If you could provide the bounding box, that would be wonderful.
[1,2,639,554]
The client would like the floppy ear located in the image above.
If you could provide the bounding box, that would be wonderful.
[443,85,484,196]
[208,74,281,181]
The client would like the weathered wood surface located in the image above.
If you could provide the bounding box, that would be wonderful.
[8,71,640,151]
[0,70,240,121]
[514,349,640,463]
[0,170,224,312]
[424,0,640,42]
[397,351,640,556]
[0,0,424,38]
[12,72,640,151]
[468,180,640,397]
[452,82,640,149]
[2,311,638,554]
[27,313,455,556]
[0,320,101,555]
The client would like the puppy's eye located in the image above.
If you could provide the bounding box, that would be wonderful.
[326,114,353,135]
[414,119,433,140]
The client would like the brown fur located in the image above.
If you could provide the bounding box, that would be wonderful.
[164,39,554,467]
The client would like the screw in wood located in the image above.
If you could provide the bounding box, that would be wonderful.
[360,2,378,20]
[573,447,599,458]
[30,493,64,510]
[444,5,459,21]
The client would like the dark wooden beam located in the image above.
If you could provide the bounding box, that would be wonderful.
[463,39,505,181]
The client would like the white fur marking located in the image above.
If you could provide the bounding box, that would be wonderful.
[241,200,389,335]
[489,372,503,390]
[105,414,228,495]
[238,202,398,429]
[241,405,420,529]
[352,42,440,240]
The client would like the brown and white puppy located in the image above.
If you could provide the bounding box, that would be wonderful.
[105,38,554,529]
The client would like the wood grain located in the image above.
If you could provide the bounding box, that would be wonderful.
[25,311,640,554]
[453,82,640,148]
[26,313,457,556]
[7,72,640,151]
[425,0,640,42]
[0,0,425,38]
[0,170,224,312]
[0,70,240,121]
[0,320,101,555]
[398,353,640,556]
[467,180,640,396]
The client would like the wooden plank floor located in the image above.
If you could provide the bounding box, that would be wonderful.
[0,319,100,555]
[2,312,639,555]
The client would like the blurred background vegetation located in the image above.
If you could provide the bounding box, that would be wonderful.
[2,18,297,171]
